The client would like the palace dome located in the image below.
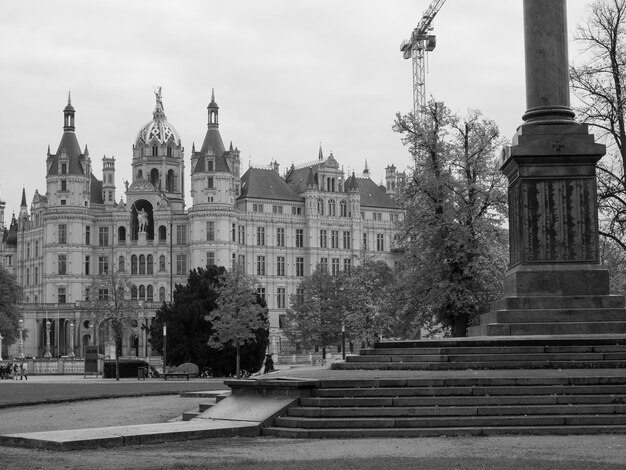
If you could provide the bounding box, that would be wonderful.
[136,88,180,145]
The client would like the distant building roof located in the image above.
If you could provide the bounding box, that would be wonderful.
[239,167,303,202]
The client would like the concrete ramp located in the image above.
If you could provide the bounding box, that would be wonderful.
[194,394,298,425]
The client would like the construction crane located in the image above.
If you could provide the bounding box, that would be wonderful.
[400,0,447,116]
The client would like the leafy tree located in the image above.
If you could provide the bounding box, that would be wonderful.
[206,267,269,378]
[283,267,343,358]
[86,272,140,380]
[570,0,626,267]
[150,265,268,377]
[393,101,508,337]
[339,259,397,346]
[0,265,23,356]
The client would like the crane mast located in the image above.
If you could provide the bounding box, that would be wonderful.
[400,0,447,116]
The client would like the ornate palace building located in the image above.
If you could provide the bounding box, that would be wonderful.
[0,90,403,359]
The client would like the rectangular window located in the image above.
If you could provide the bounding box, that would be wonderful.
[296,229,304,248]
[343,231,351,249]
[277,287,286,309]
[257,255,266,276]
[362,232,368,251]
[238,225,245,244]
[207,251,215,266]
[257,227,265,246]
[343,258,352,274]
[319,257,328,273]
[296,257,304,277]
[276,228,285,247]
[295,288,305,306]
[85,226,90,245]
[26,243,30,259]
[176,225,187,245]
[331,230,339,249]
[35,241,39,257]
[320,230,327,248]
[276,256,285,276]
[58,224,67,244]
[176,254,187,275]
[206,221,215,241]
[253,203,263,213]
[58,287,66,304]
[232,223,236,242]
[207,177,214,189]
[98,256,109,274]
[207,160,214,172]
[98,227,109,246]
[375,233,383,251]
[256,287,266,301]
[272,205,283,214]
[58,254,67,275]
[238,254,245,267]
[98,288,109,301]
[331,258,340,277]
[85,255,90,275]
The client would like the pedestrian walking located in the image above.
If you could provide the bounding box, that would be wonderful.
[13,362,19,380]
[263,354,275,374]
[20,361,27,380]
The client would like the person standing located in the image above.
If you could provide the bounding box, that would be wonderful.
[13,362,18,380]
[20,361,27,380]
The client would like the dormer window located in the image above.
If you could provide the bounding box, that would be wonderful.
[207,160,214,172]
[61,163,67,174]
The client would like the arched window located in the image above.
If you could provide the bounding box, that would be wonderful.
[118,226,126,244]
[147,255,154,274]
[152,145,158,156]
[328,199,336,216]
[159,255,166,272]
[118,256,125,272]
[131,255,138,275]
[159,287,166,302]
[166,170,175,192]
[340,200,348,217]
[147,285,154,302]
[317,198,324,215]
[159,225,167,243]
[150,168,159,188]
[139,285,146,300]
[131,285,138,300]
[167,146,172,157]
[137,170,143,180]
[139,255,146,275]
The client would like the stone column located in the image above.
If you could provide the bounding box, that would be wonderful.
[44,320,52,358]
[469,0,616,336]
[68,322,75,358]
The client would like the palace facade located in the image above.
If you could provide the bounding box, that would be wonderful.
[0,90,404,359]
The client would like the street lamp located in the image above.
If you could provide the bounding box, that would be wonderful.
[0,332,3,360]
[68,322,75,358]
[162,322,167,374]
[18,319,24,359]
[341,322,346,361]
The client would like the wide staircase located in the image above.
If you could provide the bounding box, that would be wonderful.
[332,336,626,370]
[259,336,626,437]
[262,374,626,438]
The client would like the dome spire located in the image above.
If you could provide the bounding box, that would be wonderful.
[67,90,71,106]
[207,88,219,127]
[63,92,76,132]
[319,143,324,160]
[153,86,165,120]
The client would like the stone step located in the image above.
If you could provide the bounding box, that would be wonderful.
[301,394,626,408]
[373,336,626,349]
[346,352,626,363]
[481,309,626,324]
[359,344,626,356]
[288,403,626,418]
[182,411,200,421]
[492,296,626,310]
[333,360,626,370]
[262,424,626,439]
[312,384,626,398]
[272,414,626,429]
[469,321,626,336]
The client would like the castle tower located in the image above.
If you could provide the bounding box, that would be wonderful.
[102,156,116,205]
[45,93,92,207]
[385,164,397,197]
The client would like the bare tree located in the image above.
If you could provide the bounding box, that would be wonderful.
[570,0,626,250]
[86,272,140,380]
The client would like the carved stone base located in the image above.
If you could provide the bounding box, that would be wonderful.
[137,232,147,246]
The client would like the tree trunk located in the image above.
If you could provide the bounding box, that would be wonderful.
[236,343,241,379]
[115,355,120,381]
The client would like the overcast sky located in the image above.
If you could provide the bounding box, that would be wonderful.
[0,0,592,217]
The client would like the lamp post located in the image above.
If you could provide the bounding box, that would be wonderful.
[0,332,3,360]
[18,319,24,359]
[44,320,52,358]
[341,323,346,361]
[68,322,75,358]
[162,322,167,374]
